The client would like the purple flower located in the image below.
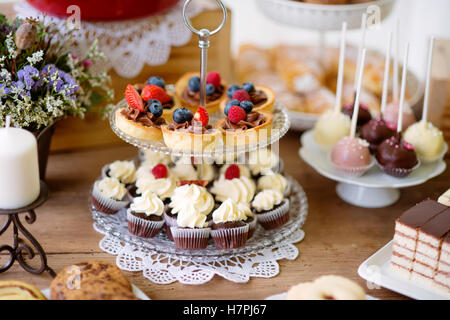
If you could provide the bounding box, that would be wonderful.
[17,65,39,90]
[0,84,10,96]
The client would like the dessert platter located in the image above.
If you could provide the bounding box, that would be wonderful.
[257,0,395,31]
[300,26,447,208]
[358,192,450,299]
[90,0,308,285]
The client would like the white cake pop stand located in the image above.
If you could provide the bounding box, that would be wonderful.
[299,130,447,208]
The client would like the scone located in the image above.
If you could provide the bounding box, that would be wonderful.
[220,82,275,113]
[174,71,227,114]
[215,103,273,147]
[50,261,138,300]
[162,107,223,151]
[115,84,168,141]
[0,281,46,300]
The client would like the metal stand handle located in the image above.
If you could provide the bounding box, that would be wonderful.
[183,0,227,108]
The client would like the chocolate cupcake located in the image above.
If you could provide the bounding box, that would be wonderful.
[251,190,290,230]
[237,203,257,239]
[101,160,137,186]
[92,177,129,214]
[257,171,291,197]
[376,134,419,178]
[168,183,215,250]
[127,191,165,238]
[210,199,250,250]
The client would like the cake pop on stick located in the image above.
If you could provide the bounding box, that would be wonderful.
[341,13,372,128]
[313,22,351,151]
[377,43,419,178]
[404,37,445,162]
[383,20,416,131]
[331,48,372,177]
[360,32,395,152]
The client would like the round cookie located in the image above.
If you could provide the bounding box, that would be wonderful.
[50,260,137,300]
[286,275,366,300]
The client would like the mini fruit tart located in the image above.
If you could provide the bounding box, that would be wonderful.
[138,76,175,122]
[161,107,223,151]
[215,102,273,147]
[174,71,227,114]
[220,82,275,114]
[115,84,167,141]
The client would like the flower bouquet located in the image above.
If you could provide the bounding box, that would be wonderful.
[0,15,113,178]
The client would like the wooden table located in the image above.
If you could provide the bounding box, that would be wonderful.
[1,131,448,300]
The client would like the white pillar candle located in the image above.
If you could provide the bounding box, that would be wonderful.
[0,118,40,209]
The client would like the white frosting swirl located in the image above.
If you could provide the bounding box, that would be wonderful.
[212,199,248,224]
[130,191,164,216]
[257,171,288,194]
[248,149,279,175]
[197,163,215,181]
[237,202,253,218]
[140,150,172,167]
[171,162,198,181]
[135,173,177,200]
[219,164,251,178]
[97,177,127,201]
[252,190,283,212]
[210,175,256,204]
[169,184,215,228]
[108,160,136,184]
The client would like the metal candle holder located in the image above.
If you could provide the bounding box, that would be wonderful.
[183,0,227,108]
[0,181,55,277]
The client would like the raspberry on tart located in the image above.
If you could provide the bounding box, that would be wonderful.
[215,101,273,147]
[174,72,227,114]
[220,81,275,114]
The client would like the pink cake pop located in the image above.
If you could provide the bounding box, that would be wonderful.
[331,48,372,177]
[383,101,416,131]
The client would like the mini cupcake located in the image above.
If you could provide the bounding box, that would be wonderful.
[102,160,136,185]
[237,202,257,239]
[257,171,291,197]
[219,163,251,178]
[210,199,249,250]
[127,191,165,238]
[92,177,129,214]
[251,190,290,230]
[138,149,172,167]
[210,165,256,205]
[248,148,281,177]
[135,164,177,203]
[167,183,215,249]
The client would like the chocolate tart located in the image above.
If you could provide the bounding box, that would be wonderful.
[115,108,164,141]
[161,124,223,151]
[174,72,227,114]
[215,110,273,147]
[219,85,275,114]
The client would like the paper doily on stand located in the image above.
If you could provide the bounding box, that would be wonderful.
[92,176,308,285]
[14,1,205,78]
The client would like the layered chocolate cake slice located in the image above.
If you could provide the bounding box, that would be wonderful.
[434,235,450,293]
[391,200,448,278]
[411,209,450,286]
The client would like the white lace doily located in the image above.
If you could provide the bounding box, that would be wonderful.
[14,1,205,78]
[91,176,308,285]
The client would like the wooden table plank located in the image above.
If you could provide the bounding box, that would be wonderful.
[1,131,448,300]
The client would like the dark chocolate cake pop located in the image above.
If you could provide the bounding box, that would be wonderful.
[360,116,396,153]
[376,134,418,178]
[342,103,372,127]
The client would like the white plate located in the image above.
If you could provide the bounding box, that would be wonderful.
[358,241,450,300]
[257,0,395,31]
[41,283,150,300]
[265,293,377,300]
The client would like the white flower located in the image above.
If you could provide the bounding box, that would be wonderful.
[6,33,17,59]
[26,50,44,65]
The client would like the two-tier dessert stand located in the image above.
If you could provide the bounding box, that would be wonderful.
[90,0,309,285]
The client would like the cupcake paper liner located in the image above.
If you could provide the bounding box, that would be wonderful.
[163,212,178,241]
[376,160,421,178]
[256,199,290,230]
[92,181,129,214]
[171,227,211,250]
[247,216,257,239]
[211,224,249,250]
[127,210,165,238]
[328,153,375,177]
